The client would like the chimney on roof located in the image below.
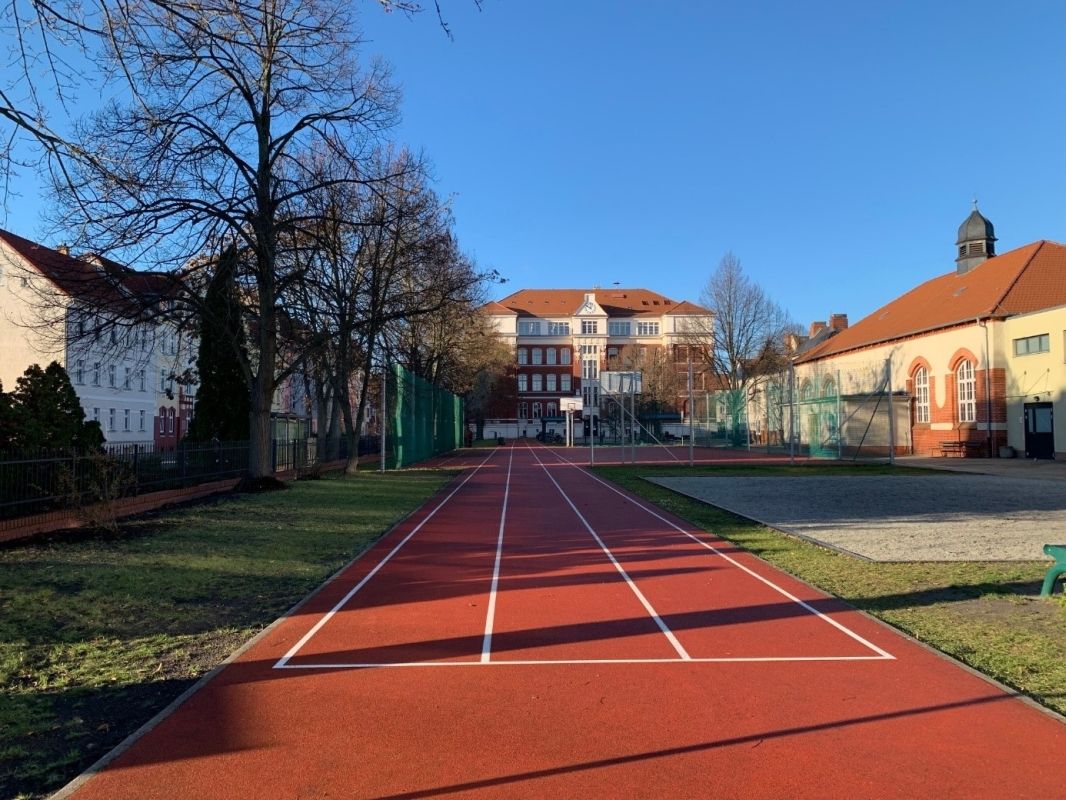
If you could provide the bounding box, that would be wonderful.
[56,244,69,256]
[829,313,848,332]
[809,321,827,338]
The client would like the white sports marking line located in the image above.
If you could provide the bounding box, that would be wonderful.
[272,449,498,669]
[529,444,692,661]
[544,448,894,661]
[480,444,515,662]
[274,655,891,669]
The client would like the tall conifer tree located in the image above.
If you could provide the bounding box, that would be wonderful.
[187,245,250,441]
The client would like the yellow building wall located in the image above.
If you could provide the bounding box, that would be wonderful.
[0,247,66,390]
[1000,306,1066,456]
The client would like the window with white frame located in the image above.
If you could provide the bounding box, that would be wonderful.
[108,408,116,431]
[159,409,166,433]
[518,374,528,392]
[124,367,132,390]
[533,402,542,419]
[123,409,130,431]
[74,360,84,384]
[636,321,660,336]
[581,319,598,335]
[518,402,528,419]
[160,370,168,392]
[546,348,557,365]
[546,374,557,392]
[956,360,976,422]
[92,407,100,423]
[139,370,146,391]
[532,374,543,392]
[168,408,175,433]
[519,320,541,335]
[608,321,631,336]
[93,362,101,386]
[1013,333,1049,356]
[139,410,146,431]
[547,402,557,417]
[561,374,572,392]
[914,367,930,423]
[560,349,571,365]
[548,321,570,335]
[531,348,543,365]
[582,358,598,381]
[517,348,528,365]
[107,365,116,388]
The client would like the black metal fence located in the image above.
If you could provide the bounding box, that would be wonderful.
[0,439,331,521]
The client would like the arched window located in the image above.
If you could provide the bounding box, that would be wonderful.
[801,381,814,401]
[532,402,542,419]
[547,402,557,417]
[167,408,176,433]
[956,361,976,422]
[913,367,930,423]
[518,402,528,419]
[823,377,836,398]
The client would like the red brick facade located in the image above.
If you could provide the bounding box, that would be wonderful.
[906,364,1007,456]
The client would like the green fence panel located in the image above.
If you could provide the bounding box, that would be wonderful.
[389,364,464,468]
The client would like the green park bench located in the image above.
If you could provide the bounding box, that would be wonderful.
[1040,544,1066,597]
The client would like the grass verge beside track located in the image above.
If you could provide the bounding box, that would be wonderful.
[594,463,1066,717]
[0,470,453,800]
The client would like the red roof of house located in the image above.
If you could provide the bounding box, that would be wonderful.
[797,240,1066,362]
[0,229,175,314]
[487,288,709,318]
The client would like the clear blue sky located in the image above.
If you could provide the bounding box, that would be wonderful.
[6,1,1066,328]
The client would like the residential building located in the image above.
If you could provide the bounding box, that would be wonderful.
[480,288,713,439]
[0,229,196,447]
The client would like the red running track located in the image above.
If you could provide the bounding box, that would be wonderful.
[63,442,1065,799]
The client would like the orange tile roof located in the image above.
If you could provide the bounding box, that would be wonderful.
[488,288,707,318]
[0,229,175,315]
[480,300,516,315]
[798,240,1066,362]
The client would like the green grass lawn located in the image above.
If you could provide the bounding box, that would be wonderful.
[0,470,452,800]
[593,463,1066,717]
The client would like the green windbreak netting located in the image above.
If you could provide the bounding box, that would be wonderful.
[390,363,464,468]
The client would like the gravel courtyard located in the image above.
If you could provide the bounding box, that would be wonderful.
[648,474,1066,561]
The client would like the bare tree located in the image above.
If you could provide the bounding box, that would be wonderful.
[0,1,470,210]
[45,0,401,481]
[691,252,795,430]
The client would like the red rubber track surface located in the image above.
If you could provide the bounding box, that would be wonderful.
[67,443,1065,799]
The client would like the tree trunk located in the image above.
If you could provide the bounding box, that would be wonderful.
[326,386,342,461]
[347,351,377,474]
[247,382,274,480]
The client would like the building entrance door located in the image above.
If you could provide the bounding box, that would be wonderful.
[1023,403,1055,459]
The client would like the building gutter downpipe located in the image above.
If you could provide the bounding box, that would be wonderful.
[979,317,993,457]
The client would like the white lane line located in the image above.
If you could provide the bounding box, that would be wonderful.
[546,450,894,660]
[273,449,498,669]
[481,444,515,663]
[530,446,692,661]
[276,655,891,669]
